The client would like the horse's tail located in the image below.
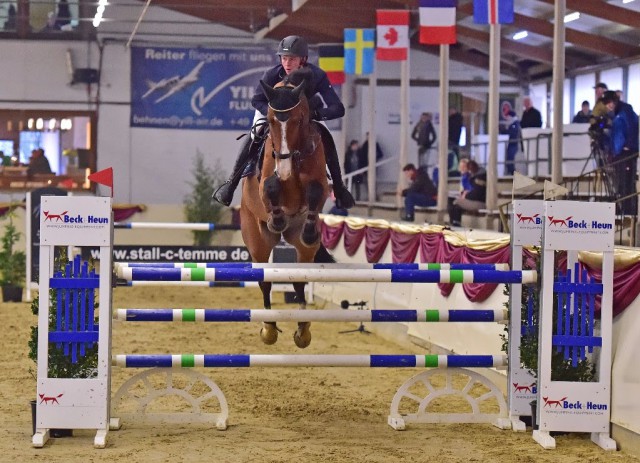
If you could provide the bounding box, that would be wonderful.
[314,244,335,263]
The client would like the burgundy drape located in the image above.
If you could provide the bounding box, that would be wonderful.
[113,205,146,222]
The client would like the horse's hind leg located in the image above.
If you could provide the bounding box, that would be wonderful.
[258,281,279,345]
[292,282,311,348]
[301,180,325,247]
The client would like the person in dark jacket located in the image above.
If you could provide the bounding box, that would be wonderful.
[603,91,639,215]
[27,148,53,176]
[448,160,486,227]
[400,163,437,222]
[411,112,436,168]
[214,35,354,210]
[520,97,542,128]
[572,101,592,124]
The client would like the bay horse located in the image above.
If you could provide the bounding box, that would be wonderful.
[240,68,333,348]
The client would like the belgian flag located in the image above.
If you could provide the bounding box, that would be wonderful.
[318,44,345,85]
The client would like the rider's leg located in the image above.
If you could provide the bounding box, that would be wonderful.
[317,124,355,209]
[213,136,256,206]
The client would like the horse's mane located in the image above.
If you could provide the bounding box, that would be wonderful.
[282,67,314,99]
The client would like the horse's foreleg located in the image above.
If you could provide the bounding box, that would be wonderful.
[263,175,288,233]
[301,180,325,247]
[292,282,311,348]
[259,280,280,345]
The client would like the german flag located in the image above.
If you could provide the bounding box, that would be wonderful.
[318,44,345,85]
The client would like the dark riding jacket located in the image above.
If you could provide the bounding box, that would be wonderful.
[251,63,345,121]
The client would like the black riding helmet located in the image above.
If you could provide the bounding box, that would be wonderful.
[277,35,308,57]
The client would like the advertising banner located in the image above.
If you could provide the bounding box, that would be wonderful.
[130,46,276,130]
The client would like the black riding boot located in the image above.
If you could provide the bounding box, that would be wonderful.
[213,137,256,206]
[318,125,355,209]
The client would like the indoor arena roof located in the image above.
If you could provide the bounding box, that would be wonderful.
[139,0,640,80]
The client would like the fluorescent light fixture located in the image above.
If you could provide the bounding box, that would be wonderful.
[36,118,44,130]
[513,31,528,40]
[93,0,108,27]
[564,12,580,23]
[623,0,634,4]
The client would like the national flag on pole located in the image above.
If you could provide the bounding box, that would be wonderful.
[419,0,457,45]
[376,10,410,61]
[88,167,114,197]
[344,29,375,75]
[473,0,514,24]
[318,44,345,85]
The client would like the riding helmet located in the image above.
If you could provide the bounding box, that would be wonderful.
[277,35,308,57]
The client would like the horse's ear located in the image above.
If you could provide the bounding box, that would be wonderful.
[260,80,277,102]
[292,81,306,100]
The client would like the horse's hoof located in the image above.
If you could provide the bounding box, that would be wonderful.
[268,216,288,233]
[260,323,279,345]
[293,323,311,349]
[301,228,320,247]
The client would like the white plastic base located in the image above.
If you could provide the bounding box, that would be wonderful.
[532,430,556,449]
[509,417,527,432]
[591,432,617,451]
[32,428,50,448]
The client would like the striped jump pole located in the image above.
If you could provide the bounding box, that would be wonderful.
[115,262,510,271]
[117,281,259,288]
[114,222,239,231]
[117,267,536,284]
[113,354,508,369]
[116,308,509,323]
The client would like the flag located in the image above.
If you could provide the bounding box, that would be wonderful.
[376,10,410,61]
[419,0,457,45]
[88,167,114,197]
[344,29,375,75]
[513,171,536,191]
[318,44,345,85]
[543,180,568,200]
[473,0,514,25]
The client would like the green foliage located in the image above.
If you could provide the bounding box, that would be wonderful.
[0,211,26,287]
[28,248,98,379]
[183,151,226,246]
[503,247,595,382]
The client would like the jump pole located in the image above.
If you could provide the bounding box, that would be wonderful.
[115,262,511,270]
[114,222,239,230]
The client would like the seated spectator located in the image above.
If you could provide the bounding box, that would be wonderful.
[400,163,437,222]
[572,101,592,123]
[431,150,462,188]
[27,148,53,176]
[447,160,486,227]
[326,189,349,217]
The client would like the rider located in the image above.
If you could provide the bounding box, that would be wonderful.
[213,35,355,209]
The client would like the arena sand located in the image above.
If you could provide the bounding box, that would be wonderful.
[1,286,638,463]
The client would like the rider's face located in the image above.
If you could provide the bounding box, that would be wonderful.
[280,55,303,74]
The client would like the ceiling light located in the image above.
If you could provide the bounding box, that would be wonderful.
[623,0,634,4]
[513,31,528,40]
[564,12,580,23]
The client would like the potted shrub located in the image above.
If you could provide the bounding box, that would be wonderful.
[183,151,226,246]
[28,249,98,437]
[0,210,26,302]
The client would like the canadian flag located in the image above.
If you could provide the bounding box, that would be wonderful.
[376,10,410,61]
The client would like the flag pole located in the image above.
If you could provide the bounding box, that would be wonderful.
[436,44,449,224]
[551,0,566,185]
[340,76,350,173]
[397,55,410,209]
[367,69,377,205]
[486,23,500,228]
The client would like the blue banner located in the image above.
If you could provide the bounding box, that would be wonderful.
[130,46,277,130]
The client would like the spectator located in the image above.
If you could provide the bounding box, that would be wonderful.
[500,103,522,176]
[55,0,71,29]
[0,151,12,167]
[327,189,349,216]
[448,107,463,157]
[591,82,609,121]
[4,4,16,30]
[400,163,437,222]
[520,97,543,128]
[27,148,53,176]
[359,133,383,162]
[603,91,639,216]
[411,112,437,170]
[572,101,592,124]
[616,90,624,101]
[344,139,365,201]
[447,160,486,227]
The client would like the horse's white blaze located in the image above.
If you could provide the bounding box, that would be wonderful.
[276,119,292,180]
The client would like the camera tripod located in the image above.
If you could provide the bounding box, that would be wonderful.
[577,141,616,201]
[338,300,372,334]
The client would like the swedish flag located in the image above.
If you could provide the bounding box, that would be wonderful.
[344,29,375,75]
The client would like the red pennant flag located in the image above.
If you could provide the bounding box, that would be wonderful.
[88,167,114,197]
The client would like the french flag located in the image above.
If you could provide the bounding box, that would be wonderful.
[473,0,514,24]
[376,10,410,61]
[419,0,457,45]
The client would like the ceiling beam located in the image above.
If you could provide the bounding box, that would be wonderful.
[536,0,640,30]
[458,1,640,59]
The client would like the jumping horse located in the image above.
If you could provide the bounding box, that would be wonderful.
[240,68,333,348]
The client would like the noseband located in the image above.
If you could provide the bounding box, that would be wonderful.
[268,100,304,161]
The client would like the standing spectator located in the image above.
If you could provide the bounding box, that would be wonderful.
[448,160,486,227]
[603,91,639,216]
[520,97,543,128]
[344,139,365,201]
[448,107,463,157]
[591,82,609,121]
[411,112,437,170]
[500,103,522,176]
[55,0,71,29]
[572,101,592,123]
[28,148,53,176]
[400,163,437,222]
[4,4,16,30]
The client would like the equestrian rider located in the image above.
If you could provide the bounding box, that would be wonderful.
[213,35,355,209]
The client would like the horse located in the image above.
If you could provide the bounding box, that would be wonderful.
[239,69,333,349]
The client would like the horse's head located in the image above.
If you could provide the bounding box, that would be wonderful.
[260,76,310,181]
